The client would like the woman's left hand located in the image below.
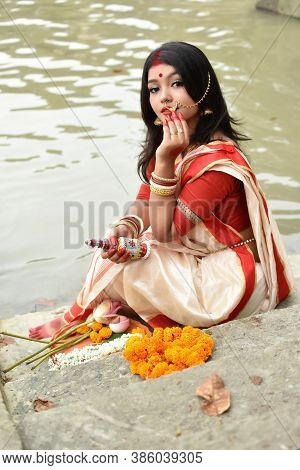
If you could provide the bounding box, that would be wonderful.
[156,110,190,162]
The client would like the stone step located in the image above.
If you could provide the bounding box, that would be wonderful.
[0,386,22,450]
[0,255,299,449]
[1,304,299,449]
[256,0,300,20]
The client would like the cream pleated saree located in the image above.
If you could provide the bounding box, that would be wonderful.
[55,141,294,334]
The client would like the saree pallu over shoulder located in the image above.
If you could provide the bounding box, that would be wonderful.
[172,141,294,313]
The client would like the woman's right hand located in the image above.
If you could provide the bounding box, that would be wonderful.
[101,224,134,264]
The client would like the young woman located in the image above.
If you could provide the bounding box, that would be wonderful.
[29,41,293,340]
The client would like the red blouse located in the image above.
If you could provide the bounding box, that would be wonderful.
[135,156,251,236]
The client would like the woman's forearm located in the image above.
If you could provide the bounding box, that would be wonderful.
[149,160,177,242]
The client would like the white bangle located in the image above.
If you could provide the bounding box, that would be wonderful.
[142,240,151,260]
[149,179,178,191]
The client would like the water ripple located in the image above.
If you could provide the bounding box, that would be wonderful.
[103,17,159,31]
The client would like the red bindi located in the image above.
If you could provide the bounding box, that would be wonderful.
[159,73,163,77]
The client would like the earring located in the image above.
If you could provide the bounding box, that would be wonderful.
[200,108,213,116]
[154,117,163,126]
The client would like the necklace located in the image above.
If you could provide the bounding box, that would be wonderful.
[181,142,201,158]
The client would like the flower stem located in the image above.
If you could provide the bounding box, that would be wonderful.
[31,332,91,370]
[0,331,49,344]
[2,320,92,374]
[26,335,83,365]
[26,341,72,365]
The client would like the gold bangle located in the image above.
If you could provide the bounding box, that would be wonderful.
[150,179,178,191]
[151,171,178,183]
[121,214,144,235]
[119,217,139,235]
[150,185,176,196]
[114,220,138,237]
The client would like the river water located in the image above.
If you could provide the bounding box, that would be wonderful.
[0,0,299,318]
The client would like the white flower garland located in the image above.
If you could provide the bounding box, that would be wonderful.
[48,332,142,371]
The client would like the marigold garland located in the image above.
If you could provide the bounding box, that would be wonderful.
[123,326,214,379]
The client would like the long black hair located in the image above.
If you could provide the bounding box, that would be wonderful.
[138,41,250,183]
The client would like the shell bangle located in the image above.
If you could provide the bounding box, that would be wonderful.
[150,179,178,191]
[142,240,151,260]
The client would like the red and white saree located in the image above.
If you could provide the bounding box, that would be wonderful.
[52,141,294,335]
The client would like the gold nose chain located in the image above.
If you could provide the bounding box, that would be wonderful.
[169,72,212,113]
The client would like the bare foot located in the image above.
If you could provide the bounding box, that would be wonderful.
[28,317,67,339]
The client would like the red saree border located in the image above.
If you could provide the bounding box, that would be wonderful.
[179,142,261,320]
[203,216,256,321]
[178,140,292,315]
[218,246,256,324]
[271,235,292,304]
[63,302,93,324]
[259,184,291,303]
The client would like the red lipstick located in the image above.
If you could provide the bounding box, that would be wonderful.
[160,106,172,114]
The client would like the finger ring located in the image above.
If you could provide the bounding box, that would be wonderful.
[178,129,184,133]
[170,131,178,135]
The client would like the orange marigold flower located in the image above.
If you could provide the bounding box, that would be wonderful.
[132,327,146,336]
[163,327,174,343]
[98,327,112,339]
[130,361,139,375]
[147,354,162,367]
[152,327,164,339]
[185,350,203,367]
[149,361,169,379]
[163,326,183,343]
[124,326,214,379]
[76,325,91,334]
[171,327,183,340]
[91,321,103,331]
[123,338,148,361]
[136,361,151,379]
[90,331,100,343]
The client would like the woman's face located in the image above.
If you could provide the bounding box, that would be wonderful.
[147,63,200,132]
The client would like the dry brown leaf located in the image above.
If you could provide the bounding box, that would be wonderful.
[0,336,16,348]
[196,373,231,416]
[33,399,55,412]
[0,372,11,385]
[250,375,263,385]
